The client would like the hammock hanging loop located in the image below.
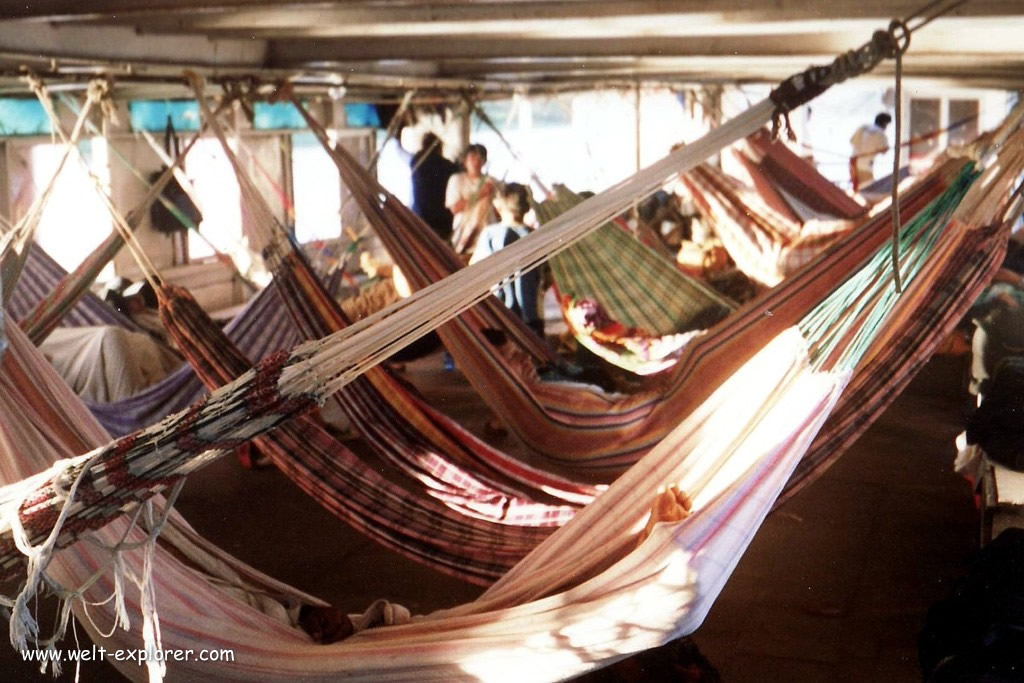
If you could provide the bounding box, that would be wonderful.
[769,18,911,139]
[86,76,120,126]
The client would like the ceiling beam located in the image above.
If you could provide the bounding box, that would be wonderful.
[265,22,1024,64]
[0,21,267,69]
[65,0,1024,40]
[27,0,1024,34]
[0,0,345,21]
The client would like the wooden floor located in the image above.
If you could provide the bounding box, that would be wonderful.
[0,349,982,682]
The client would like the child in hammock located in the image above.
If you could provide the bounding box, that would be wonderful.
[470,182,544,338]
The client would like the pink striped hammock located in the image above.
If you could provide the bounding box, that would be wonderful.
[296,102,975,476]
[0,122,1015,682]
[0,67,1018,680]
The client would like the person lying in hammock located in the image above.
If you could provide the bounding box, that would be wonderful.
[470,182,544,338]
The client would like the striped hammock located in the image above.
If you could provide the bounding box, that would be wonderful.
[734,128,867,222]
[9,249,301,436]
[679,162,857,287]
[0,133,1012,681]
[538,185,734,375]
[301,101,976,476]
[8,245,139,333]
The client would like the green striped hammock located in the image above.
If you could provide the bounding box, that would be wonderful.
[536,185,734,374]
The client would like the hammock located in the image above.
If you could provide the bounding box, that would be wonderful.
[8,244,139,332]
[156,283,556,583]
[678,161,857,287]
[1,128,1013,680]
[734,128,868,222]
[537,185,734,375]
[269,247,598,506]
[297,100,974,476]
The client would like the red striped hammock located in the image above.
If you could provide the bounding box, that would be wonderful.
[298,106,972,476]
[0,124,1017,683]
[0,75,1016,681]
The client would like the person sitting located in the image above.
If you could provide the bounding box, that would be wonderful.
[446,143,497,256]
[470,182,543,338]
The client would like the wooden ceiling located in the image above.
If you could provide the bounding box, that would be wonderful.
[1,1,1022,98]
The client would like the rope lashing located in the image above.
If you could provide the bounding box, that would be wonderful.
[768,21,909,138]
[768,11,921,293]
[219,75,260,123]
[86,76,120,126]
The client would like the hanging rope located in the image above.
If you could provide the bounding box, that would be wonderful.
[768,0,967,289]
[889,19,910,293]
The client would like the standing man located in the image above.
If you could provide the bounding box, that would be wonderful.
[447,143,497,256]
[850,112,892,191]
[410,132,458,241]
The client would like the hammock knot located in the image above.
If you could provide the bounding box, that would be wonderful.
[86,77,120,126]
[218,75,259,124]
[19,70,49,109]
[769,18,911,139]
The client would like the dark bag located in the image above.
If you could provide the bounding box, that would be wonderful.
[149,117,202,234]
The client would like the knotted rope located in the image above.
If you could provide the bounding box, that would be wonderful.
[768,0,966,291]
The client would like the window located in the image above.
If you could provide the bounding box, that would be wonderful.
[291,131,341,243]
[31,138,114,281]
[948,99,980,147]
[184,138,243,260]
[909,96,981,159]
[909,98,941,158]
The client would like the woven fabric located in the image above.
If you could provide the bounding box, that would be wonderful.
[738,128,867,221]
[8,245,138,332]
[321,125,969,475]
[87,281,302,436]
[40,325,180,403]
[680,162,854,286]
[270,243,598,511]
[542,187,732,337]
[16,234,136,345]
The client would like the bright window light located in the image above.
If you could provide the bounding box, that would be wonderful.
[185,138,243,260]
[292,132,342,243]
[31,137,114,282]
